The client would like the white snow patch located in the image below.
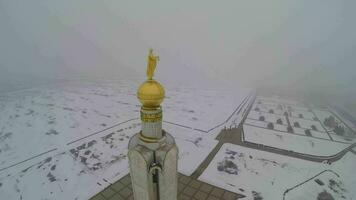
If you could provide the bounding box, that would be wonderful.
[243,125,349,156]
[199,143,323,199]
[199,143,355,200]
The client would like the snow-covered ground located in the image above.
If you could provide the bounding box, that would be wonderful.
[285,171,348,200]
[0,152,100,200]
[328,132,356,144]
[0,81,248,169]
[257,96,304,107]
[227,94,254,129]
[248,110,288,125]
[0,121,220,200]
[288,117,325,133]
[329,106,356,132]
[162,124,219,176]
[0,81,139,169]
[244,95,355,157]
[286,151,356,200]
[253,101,285,115]
[290,110,315,121]
[163,86,250,132]
[244,118,288,132]
[199,143,355,200]
[292,127,330,140]
[243,125,349,156]
[0,80,249,200]
[313,109,341,132]
[0,120,139,200]
[313,109,356,143]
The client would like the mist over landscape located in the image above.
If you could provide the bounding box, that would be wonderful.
[1,1,355,104]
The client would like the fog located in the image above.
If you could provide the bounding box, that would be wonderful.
[0,0,355,109]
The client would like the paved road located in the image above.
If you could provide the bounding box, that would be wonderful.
[190,93,255,179]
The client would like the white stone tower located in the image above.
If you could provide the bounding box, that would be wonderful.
[128,49,178,200]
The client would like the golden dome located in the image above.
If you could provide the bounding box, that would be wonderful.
[137,79,165,108]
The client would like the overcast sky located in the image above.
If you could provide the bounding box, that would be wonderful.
[0,0,355,95]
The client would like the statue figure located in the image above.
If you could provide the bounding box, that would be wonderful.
[147,49,159,80]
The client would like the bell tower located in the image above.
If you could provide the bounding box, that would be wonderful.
[128,49,178,200]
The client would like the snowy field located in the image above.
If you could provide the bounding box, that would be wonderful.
[199,143,355,200]
[243,95,355,157]
[0,80,248,200]
[0,121,219,200]
[290,110,315,121]
[162,124,219,175]
[313,109,342,132]
[163,86,250,132]
[329,132,356,144]
[248,110,288,125]
[313,109,356,143]
[292,127,330,140]
[253,100,285,115]
[285,151,356,200]
[244,118,288,132]
[257,96,304,107]
[243,124,349,156]
[285,171,348,200]
[0,81,248,169]
[329,106,356,132]
[227,94,255,129]
[288,117,325,133]
[0,81,139,169]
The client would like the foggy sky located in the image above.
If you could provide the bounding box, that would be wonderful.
[0,0,355,95]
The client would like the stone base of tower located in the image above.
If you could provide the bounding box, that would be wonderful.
[128,131,178,200]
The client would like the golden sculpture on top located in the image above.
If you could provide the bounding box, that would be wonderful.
[147,48,160,80]
[137,49,165,108]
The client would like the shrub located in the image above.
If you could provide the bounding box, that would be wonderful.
[276,118,283,125]
[269,109,274,114]
[267,122,274,129]
[334,125,345,136]
[311,125,317,131]
[324,116,336,128]
[259,116,265,121]
[305,129,312,136]
[298,113,303,118]
[294,122,300,128]
[287,126,294,133]
[317,190,334,200]
[254,107,260,111]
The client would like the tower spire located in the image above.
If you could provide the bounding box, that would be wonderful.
[128,49,178,200]
[137,49,165,142]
